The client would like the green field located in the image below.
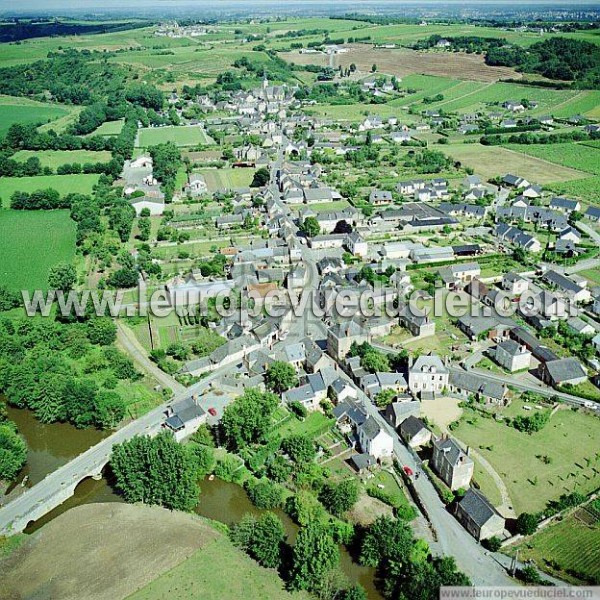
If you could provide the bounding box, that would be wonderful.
[509,509,600,584]
[453,405,600,514]
[0,96,72,138]
[128,535,304,600]
[503,142,600,176]
[137,125,213,147]
[0,174,99,205]
[0,209,76,291]
[197,168,255,191]
[11,150,112,169]
[87,119,124,137]
[547,176,600,203]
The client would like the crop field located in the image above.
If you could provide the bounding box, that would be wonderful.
[11,150,112,169]
[137,125,213,147]
[0,174,100,205]
[509,511,600,584]
[196,168,255,191]
[282,46,521,83]
[0,209,76,291]
[503,142,600,176]
[438,142,586,183]
[547,176,600,203]
[419,81,586,115]
[453,405,600,514]
[0,96,72,138]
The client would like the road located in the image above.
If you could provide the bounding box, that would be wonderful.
[332,368,515,586]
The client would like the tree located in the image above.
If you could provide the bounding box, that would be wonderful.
[482,536,502,552]
[371,64,377,72]
[515,512,539,535]
[0,423,27,481]
[265,361,298,394]
[290,522,340,592]
[187,443,215,479]
[342,586,368,600]
[94,390,126,429]
[250,167,270,187]
[48,263,77,292]
[299,216,320,238]
[110,432,198,511]
[359,516,414,569]
[319,479,359,516]
[220,389,279,450]
[281,434,316,465]
[245,478,284,509]
[86,318,117,346]
[375,388,396,409]
[231,512,286,570]
[333,220,352,234]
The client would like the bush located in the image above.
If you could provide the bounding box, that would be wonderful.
[245,478,284,509]
[482,536,502,552]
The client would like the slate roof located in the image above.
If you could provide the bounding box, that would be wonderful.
[545,358,586,383]
[449,371,506,401]
[399,415,428,437]
[458,488,501,527]
[433,436,472,468]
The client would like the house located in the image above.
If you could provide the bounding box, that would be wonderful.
[282,372,327,411]
[398,302,436,338]
[369,190,393,205]
[329,377,358,404]
[502,174,530,188]
[584,206,600,222]
[503,100,525,112]
[327,320,370,360]
[502,272,529,296]
[437,262,481,290]
[346,231,368,258]
[549,197,580,214]
[558,226,581,244]
[448,371,509,406]
[164,394,207,442]
[431,435,474,491]
[566,316,595,336]
[130,195,165,217]
[332,399,367,433]
[494,339,532,372]
[495,223,541,253]
[399,415,432,448]
[408,354,449,397]
[185,174,208,197]
[358,417,394,460]
[592,332,600,353]
[541,357,587,387]
[543,270,591,303]
[385,400,421,428]
[455,488,505,541]
[350,453,377,474]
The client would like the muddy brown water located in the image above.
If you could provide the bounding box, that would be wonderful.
[5,405,382,598]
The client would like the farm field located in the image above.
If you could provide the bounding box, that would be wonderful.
[438,142,587,183]
[0,96,72,138]
[196,167,255,191]
[0,209,76,291]
[503,142,600,176]
[508,508,600,585]
[0,173,100,205]
[87,119,124,136]
[547,176,600,204]
[137,125,213,147]
[282,46,522,82]
[11,149,112,169]
[452,405,600,514]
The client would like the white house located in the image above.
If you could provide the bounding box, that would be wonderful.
[358,417,394,460]
[408,354,449,396]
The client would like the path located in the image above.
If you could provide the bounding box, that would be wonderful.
[116,320,186,395]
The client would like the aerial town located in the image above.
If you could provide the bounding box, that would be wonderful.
[0,5,598,599]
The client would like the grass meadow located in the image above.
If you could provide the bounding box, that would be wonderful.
[0,174,100,205]
[137,125,213,147]
[503,142,600,176]
[11,150,112,169]
[0,209,76,291]
[0,96,72,138]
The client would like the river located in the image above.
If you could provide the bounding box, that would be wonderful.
[4,405,382,598]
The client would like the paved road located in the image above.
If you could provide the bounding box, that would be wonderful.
[116,321,186,394]
[577,221,600,246]
[332,368,515,586]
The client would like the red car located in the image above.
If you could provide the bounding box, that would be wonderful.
[208,407,217,417]
[403,466,414,477]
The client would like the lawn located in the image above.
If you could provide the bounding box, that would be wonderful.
[11,150,112,170]
[0,96,72,138]
[137,125,213,147]
[197,168,255,191]
[86,119,124,137]
[503,142,600,176]
[0,209,76,291]
[128,535,305,600]
[507,508,600,585]
[274,411,334,440]
[453,405,600,514]
[438,142,586,184]
[0,174,100,205]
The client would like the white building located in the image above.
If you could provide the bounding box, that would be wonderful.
[408,354,449,396]
[358,417,394,460]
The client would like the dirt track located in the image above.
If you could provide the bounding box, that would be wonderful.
[282,45,522,83]
[0,503,217,600]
